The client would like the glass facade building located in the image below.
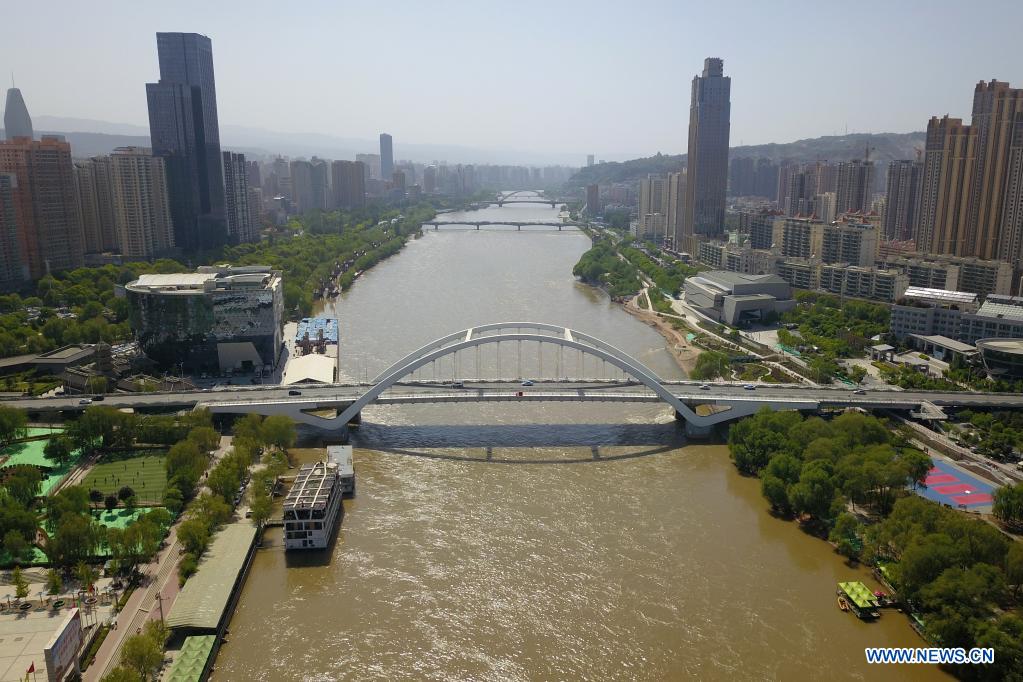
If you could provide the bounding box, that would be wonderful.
[146,33,227,251]
[127,266,283,371]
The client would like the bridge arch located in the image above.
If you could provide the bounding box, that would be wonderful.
[335,322,710,425]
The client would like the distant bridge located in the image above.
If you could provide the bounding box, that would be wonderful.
[492,190,568,207]
[421,220,584,231]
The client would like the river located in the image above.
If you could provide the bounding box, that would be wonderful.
[214,197,946,681]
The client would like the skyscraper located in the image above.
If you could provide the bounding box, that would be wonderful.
[917,115,975,256]
[971,81,1023,260]
[74,156,118,253]
[585,184,600,216]
[587,154,595,167]
[289,160,314,213]
[379,134,393,183]
[667,171,687,249]
[3,88,33,140]
[311,158,330,211]
[0,173,27,290]
[835,160,875,216]
[637,175,669,241]
[332,160,366,209]
[681,58,731,246]
[146,32,227,252]
[109,147,175,258]
[883,160,923,241]
[0,136,84,278]
[223,151,256,244]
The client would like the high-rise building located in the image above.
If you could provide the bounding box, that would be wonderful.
[247,187,263,233]
[0,173,27,289]
[587,154,595,167]
[3,88,33,140]
[918,81,1023,268]
[311,159,330,212]
[423,165,437,194]
[667,171,687,249]
[379,134,393,182]
[835,160,874,216]
[356,154,381,182]
[145,32,227,252]
[917,115,975,256]
[815,192,837,224]
[289,160,314,214]
[74,156,118,253]
[246,160,261,189]
[682,58,731,244]
[391,170,406,192]
[637,175,669,241]
[108,147,174,258]
[223,151,255,244]
[585,184,600,216]
[332,160,366,209]
[883,160,923,241]
[0,135,84,278]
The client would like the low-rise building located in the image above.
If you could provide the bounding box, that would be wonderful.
[819,264,908,303]
[683,270,795,326]
[882,254,1012,297]
[976,339,1023,380]
[889,287,978,340]
[961,295,1023,345]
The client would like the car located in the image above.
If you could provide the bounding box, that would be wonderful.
[451,382,464,388]
[853,389,866,395]
[521,380,534,386]
[743,384,756,391]
[78,398,92,405]
[288,389,302,396]
[699,384,711,390]
[92,395,105,401]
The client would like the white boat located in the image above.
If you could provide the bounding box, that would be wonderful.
[283,461,343,550]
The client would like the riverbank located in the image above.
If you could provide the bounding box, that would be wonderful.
[623,292,701,377]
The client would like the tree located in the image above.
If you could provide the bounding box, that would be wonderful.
[829,513,863,561]
[177,518,210,557]
[993,483,1023,529]
[89,488,104,510]
[3,529,29,564]
[232,414,264,448]
[162,486,184,515]
[76,561,98,592]
[4,466,42,507]
[46,568,62,595]
[186,426,220,453]
[192,493,232,528]
[249,492,272,528]
[120,628,164,681]
[760,475,791,514]
[788,460,837,521]
[1006,542,1023,600]
[48,514,103,567]
[101,666,142,682]
[165,440,205,499]
[48,486,91,528]
[260,415,296,452]
[43,436,74,466]
[0,405,27,445]
[690,351,730,380]
[12,566,29,599]
[118,486,135,503]
[105,494,118,512]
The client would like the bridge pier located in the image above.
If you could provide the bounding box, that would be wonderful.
[517,225,521,231]
[476,223,480,230]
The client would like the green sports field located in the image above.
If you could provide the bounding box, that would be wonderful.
[80,455,168,505]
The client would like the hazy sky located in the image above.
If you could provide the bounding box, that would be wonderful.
[2,0,1021,160]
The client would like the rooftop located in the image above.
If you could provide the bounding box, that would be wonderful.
[295,317,339,344]
[976,338,1023,355]
[327,445,354,477]
[976,296,1023,322]
[701,271,787,286]
[908,334,977,354]
[903,287,977,305]
[282,354,336,385]
[127,266,279,295]
[284,461,339,512]
[838,581,879,610]
[166,522,257,631]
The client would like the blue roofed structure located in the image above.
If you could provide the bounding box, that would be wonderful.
[295,318,339,344]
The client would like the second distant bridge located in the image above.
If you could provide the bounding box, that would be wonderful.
[422,220,584,231]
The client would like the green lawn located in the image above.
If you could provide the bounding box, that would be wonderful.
[81,456,168,505]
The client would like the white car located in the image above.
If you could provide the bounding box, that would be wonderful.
[699,384,711,390]
[743,384,756,391]
[79,398,92,405]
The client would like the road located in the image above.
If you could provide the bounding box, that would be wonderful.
[9,380,1023,414]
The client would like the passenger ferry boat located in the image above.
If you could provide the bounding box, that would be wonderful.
[283,460,343,550]
[327,445,356,497]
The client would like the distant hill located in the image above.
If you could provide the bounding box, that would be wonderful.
[567,131,926,188]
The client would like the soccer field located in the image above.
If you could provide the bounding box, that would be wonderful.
[81,455,168,505]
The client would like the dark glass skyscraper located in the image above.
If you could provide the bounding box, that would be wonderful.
[379,133,393,183]
[682,57,731,245]
[146,32,227,252]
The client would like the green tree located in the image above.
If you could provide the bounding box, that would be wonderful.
[249,491,272,529]
[260,415,296,452]
[760,475,791,514]
[12,566,29,599]
[788,460,837,521]
[177,518,210,556]
[45,568,62,595]
[3,529,30,563]
[48,514,104,567]
[101,666,142,682]
[48,486,91,528]
[89,488,104,510]
[690,351,730,381]
[4,466,42,507]
[162,486,184,515]
[76,561,98,592]
[104,494,118,512]
[0,405,27,444]
[120,627,164,681]
[43,436,74,466]
[829,513,863,560]
[993,483,1023,529]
